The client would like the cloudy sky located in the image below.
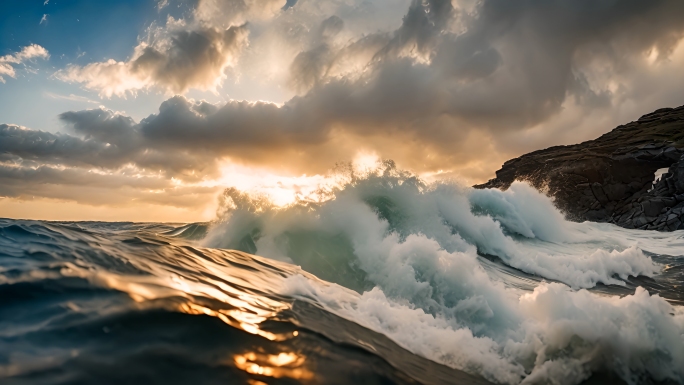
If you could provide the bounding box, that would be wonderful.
[2,0,684,222]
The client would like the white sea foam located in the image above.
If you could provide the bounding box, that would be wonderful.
[205,171,662,289]
[283,274,684,385]
[205,166,684,384]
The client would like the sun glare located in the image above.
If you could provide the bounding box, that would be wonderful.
[211,162,330,207]
[352,151,381,174]
[209,152,390,208]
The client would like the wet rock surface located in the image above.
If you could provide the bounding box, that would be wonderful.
[476,105,684,230]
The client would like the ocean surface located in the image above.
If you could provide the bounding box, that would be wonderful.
[2,170,684,385]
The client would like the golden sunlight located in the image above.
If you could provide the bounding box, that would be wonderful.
[233,351,313,381]
[212,161,330,207]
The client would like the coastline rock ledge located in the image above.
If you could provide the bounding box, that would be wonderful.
[476,105,684,231]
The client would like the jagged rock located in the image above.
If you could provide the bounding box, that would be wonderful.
[476,105,684,231]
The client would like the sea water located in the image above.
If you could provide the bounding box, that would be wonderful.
[1,167,683,384]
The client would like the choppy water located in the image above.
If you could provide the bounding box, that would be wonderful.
[2,169,684,385]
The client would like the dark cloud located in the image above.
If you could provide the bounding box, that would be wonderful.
[424,1,680,113]
[0,160,219,209]
[288,45,334,93]
[0,168,218,208]
[0,124,116,168]
[287,16,346,93]
[0,118,214,180]
[319,15,344,39]
[4,0,684,210]
[132,26,248,93]
[57,24,249,96]
[380,0,455,58]
[279,0,684,149]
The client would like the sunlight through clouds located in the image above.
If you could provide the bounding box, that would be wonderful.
[3,0,684,221]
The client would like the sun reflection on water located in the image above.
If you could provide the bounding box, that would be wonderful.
[177,302,286,341]
[233,351,314,381]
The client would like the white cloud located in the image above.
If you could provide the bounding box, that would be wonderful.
[194,0,286,28]
[5,0,684,216]
[57,18,249,96]
[0,44,50,83]
[44,91,101,105]
[19,0,684,180]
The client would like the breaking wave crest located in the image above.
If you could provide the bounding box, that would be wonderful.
[203,163,684,385]
[1,163,683,385]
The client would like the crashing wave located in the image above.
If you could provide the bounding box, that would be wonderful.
[202,162,684,384]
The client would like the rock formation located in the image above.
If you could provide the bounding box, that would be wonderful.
[476,105,684,230]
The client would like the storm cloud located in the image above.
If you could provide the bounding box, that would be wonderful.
[57,21,249,96]
[4,0,684,216]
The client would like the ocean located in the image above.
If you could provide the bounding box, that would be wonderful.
[1,169,683,385]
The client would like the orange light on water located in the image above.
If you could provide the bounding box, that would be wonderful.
[233,351,313,381]
[177,302,282,341]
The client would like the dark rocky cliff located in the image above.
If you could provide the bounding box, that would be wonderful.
[476,105,684,230]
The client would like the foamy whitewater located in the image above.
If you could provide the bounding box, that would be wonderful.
[1,164,683,385]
